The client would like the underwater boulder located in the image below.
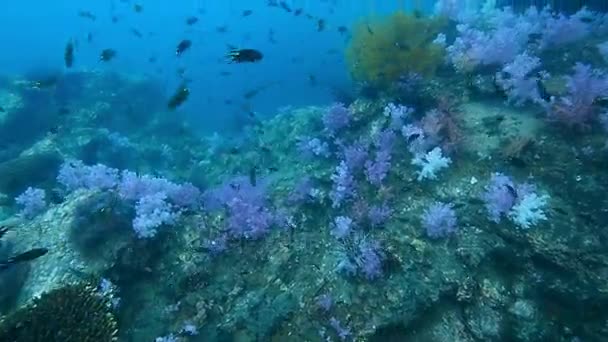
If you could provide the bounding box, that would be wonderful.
[0,150,61,196]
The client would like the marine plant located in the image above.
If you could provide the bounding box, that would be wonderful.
[345,12,447,88]
[0,283,118,341]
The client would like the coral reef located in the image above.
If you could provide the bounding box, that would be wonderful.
[0,283,118,341]
[346,12,447,88]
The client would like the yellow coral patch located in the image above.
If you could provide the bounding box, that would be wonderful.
[346,12,447,88]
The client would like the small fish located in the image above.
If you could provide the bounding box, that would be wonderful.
[176,39,192,56]
[227,47,263,63]
[0,248,48,271]
[249,166,257,186]
[366,24,374,35]
[337,26,348,35]
[100,49,117,62]
[267,0,279,7]
[308,74,317,86]
[279,1,293,12]
[406,133,421,144]
[133,4,143,12]
[268,166,279,172]
[111,15,120,23]
[167,84,190,109]
[216,25,228,33]
[268,29,277,44]
[294,8,303,16]
[130,28,143,38]
[242,10,253,17]
[186,16,199,25]
[536,77,551,102]
[317,19,326,32]
[148,56,157,63]
[219,71,232,76]
[504,184,518,199]
[229,147,240,155]
[86,32,93,43]
[243,82,277,99]
[0,106,4,112]
[0,226,8,239]
[78,11,96,21]
[58,107,70,116]
[32,76,59,89]
[64,41,74,68]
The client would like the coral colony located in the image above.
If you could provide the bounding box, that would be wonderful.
[3,2,608,341]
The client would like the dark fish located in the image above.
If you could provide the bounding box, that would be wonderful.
[536,76,551,102]
[229,147,240,155]
[111,15,120,23]
[134,4,143,12]
[0,106,4,112]
[367,24,374,35]
[504,184,518,199]
[216,25,228,33]
[308,74,317,86]
[219,71,232,76]
[176,39,192,56]
[58,107,70,115]
[326,48,339,54]
[100,49,117,61]
[186,16,199,25]
[227,47,263,63]
[224,99,233,105]
[167,84,190,109]
[337,26,348,35]
[268,166,279,172]
[249,166,257,186]
[294,9,303,16]
[130,28,143,38]
[0,226,8,239]
[64,41,74,68]
[406,133,421,144]
[148,56,157,63]
[86,32,93,43]
[279,1,293,12]
[78,11,96,21]
[243,82,278,99]
[0,248,48,271]
[317,19,326,32]
[267,0,279,7]
[242,10,253,17]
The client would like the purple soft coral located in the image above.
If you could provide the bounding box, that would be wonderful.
[354,237,384,280]
[547,63,608,128]
[15,187,47,219]
[421,202,457,239]
[323,103,352,136]
[482,173,517,223]
[132,193,178,239]
[329,161,355,208]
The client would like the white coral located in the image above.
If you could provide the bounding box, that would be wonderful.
[412,147,452,181]
[509,193,550,229]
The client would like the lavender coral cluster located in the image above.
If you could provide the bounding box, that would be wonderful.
[482,173,550,229]
[57,160,202,238]
[204,176,278,240]
[15,187,47,219]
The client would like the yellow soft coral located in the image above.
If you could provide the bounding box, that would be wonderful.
[346,12,447,88]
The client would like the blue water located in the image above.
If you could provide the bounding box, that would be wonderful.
[0,0,433,134]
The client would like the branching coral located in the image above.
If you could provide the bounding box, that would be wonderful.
[346,12,447,88]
